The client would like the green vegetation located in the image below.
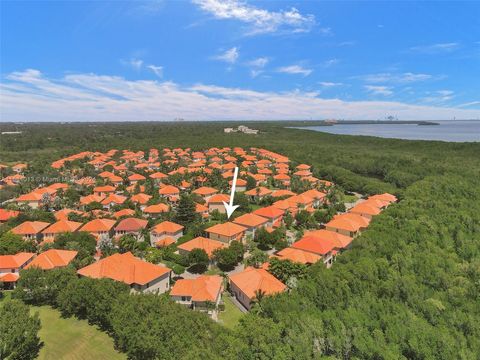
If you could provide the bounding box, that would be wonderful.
[33,305,125,360]
[219,294,245,330]
[1,121,479,358]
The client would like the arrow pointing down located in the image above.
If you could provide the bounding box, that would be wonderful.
[223,166,240,219]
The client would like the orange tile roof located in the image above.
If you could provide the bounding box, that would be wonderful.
[54,209,84,221]
[276,247,321,264]
[193,186,218,196]
[128,173,146,181]
[271,189,295,198]
[177,237,227,257]
[233,213,269,228]
[229,266,286,299]
[0,273,19,282]
[195,203,208,213]
[0,209,20,222]
[151,221,184,234]
[349,201,382,216]
[301,189,327,200]
[170,275,223,302]
[115,217,148,232]
[130,193,152,204]
[292,235,336,255]
[325,213,371,232]
[80,218,116,233]
[205,222,246,237]
[42,220,82,234]
[296,164,311,170]
[16,192,43,202]
[155,237,176,247]
[11,221,51,235]
[113,208,136,219]
[149,171,168,179]
[101,194,127,205]
[93,185,116,193]
[25,249,78,270]
[229,178,247,186]
[143,203,169,214]
[253,206,284,219]
[80,194,105,205]
[77,252,170,286]
[0,252,35,269]
[302,229,353,249]
[245,187,273,197]
[158,185,180,195]
[207,194,230,204]
[369,193,397,203]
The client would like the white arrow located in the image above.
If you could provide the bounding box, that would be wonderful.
[223,166,240,219]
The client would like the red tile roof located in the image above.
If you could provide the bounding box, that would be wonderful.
[276,247,321,264]
[11,221,51,235]
[0,209,20,222]
[143,203,169,214]
[233,213,269,228]
[205,222,246,237]
[80,218,116,233]
[0,252,35,269]
[151,221,184,234]
[177,237,227,257]
[115,217,148,232]
[253,206,284,219]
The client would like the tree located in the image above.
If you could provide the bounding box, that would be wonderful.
[0,299,42,360]
[54,231,96,264]
[245,248,268,268]
[213,247,238,271]
[173,194,199,227]
[267,257,307,284]
[187,248,209,273]
[0,231,36,255]
[245,175,256,190]
[254,227,275,250]
[118,234,140,254]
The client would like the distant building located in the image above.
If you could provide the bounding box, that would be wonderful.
[224,125,259,134]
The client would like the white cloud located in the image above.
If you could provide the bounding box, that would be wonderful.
[359,72,435,84]
[247,57,269,68]
[422,90,454,103]
[1,69,479,122]
[123,58,144,71]
[322,58,339,68]
[365,85,393,96]
[277,65,312,76]
[409,43,459,54]
[192,0,315,35]
[319,82,343,87]
[147,65,164,78]
[458,101,480,108]
[213,47,239,64]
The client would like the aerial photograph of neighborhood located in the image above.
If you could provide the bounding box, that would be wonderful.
[1,1,479,359]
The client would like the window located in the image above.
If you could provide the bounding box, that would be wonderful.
[181,296,187,301]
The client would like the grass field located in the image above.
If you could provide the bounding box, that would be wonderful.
[218,294,245,330]
[1,291,125,360]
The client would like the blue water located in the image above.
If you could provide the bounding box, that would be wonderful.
[293,120,480,142]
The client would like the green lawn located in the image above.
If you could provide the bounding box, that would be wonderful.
[1,292,125,360]
[218,294,244,330]
[32,306,126,360]
[343,194,358,203]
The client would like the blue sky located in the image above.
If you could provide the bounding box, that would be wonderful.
[1,0,479,121]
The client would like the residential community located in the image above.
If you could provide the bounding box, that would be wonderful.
[0,147,397,319]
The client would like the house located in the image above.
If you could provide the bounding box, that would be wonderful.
[302,229,353,250]
[149,171,168,184]
[113,208,136,219]
[271,189,295,199]
[349,201,382,219]
[143,203,169,217]
[101,194,127,209]
[229,267,286,310]
[11,221,51,242]
[0,209,20,223]
[25,249,78,270]
[369,193,397,204]
[275,247,321,265]
[79,218,117,241]
[195,203,209,219]
[150,221,184,247]
[192,186,218,201]
[130,193,152,210]
[207,194,230,214]
[158,185,180,198]
[232,213,269,238]
[16,191,44,209]
[79,194,105,208]
[177,236,227,259]
[93,185,116,197]
[53,208,84,221]
[291,231,351,268]
[301,189,327,207]
[77,252,171,293]
[41,220,83,244]
[0,252,35,288]
[229,178,247,192]
[114,217,148,240]
[205,222,246,244]
[245,187,273,201]
[253,206,284,228]
[128,173,146,184]
[324,213,371,237]
[170,275,223,314]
